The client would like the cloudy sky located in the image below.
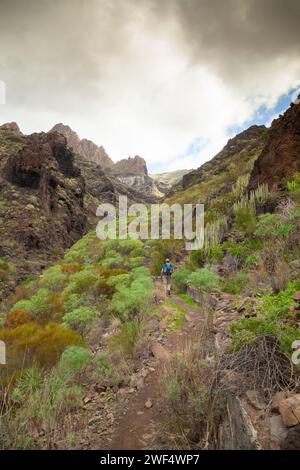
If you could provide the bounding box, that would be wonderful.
[0,0,300,172]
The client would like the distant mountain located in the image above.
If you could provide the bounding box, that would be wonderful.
[151,169,190,193]
[50,124,149,177]
[248,95,300,191]
[50,123,161,199]
[111,155,148,176]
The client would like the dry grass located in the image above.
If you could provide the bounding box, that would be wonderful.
[159,328,224,449]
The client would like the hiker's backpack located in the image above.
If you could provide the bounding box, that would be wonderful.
[163,262,173,276]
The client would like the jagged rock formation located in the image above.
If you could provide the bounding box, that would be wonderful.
[51,123,113,169]
[50,124,162,199]
[183,125,267,189]
[112,155,148,176]
[248,97,300,191]
[0,125,87,301]
[0,122,21,133]
[74,156,160,208]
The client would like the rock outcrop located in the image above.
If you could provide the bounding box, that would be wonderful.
[74,155,160,206]
[112,155,148,176]
[248,97,300,190]
[0,122,21,133]
[51,123,113,169]
[50,124,162,199]
[0,125,87,302]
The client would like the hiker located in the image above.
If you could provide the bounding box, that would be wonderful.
[161,258,174,296]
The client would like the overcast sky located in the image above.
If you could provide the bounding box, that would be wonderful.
[0,0,300,172]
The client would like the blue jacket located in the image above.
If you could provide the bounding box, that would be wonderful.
[162,262,174,276]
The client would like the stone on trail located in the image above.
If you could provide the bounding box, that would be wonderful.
[145,399,153,409]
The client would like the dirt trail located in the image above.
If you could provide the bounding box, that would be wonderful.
[108,280,207,450]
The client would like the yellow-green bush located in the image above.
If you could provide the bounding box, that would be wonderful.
[0,322,84,370]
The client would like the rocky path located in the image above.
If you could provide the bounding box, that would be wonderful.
[107,282,207,450]
[63,283,243,451]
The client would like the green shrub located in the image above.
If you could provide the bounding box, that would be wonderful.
[173,269,192,292]
[255,213,280,239]
[91,354,126,386]
[101,253,123,269]
[63,293,85,312]
[62,306,99,332]
[208,245,224,263]
[110,268,153,319]
[60,346,93,374]
[230,315,299,355]
[106,273,131,287]
[244,239,263,250]
[63,269,98,295]
[11,366,43,403]
[245,254,258,267]
[234,207,256,234]
[40,266,67,290]
[9,367,84,448]
[10,288,52,321]
[256,281,300,316]
[226,244,249,261]
[188,249,206,268]
[222,271,247,294]
[287,172,300,199]
[116,239,144,255]
[126,256,145,268]
[187,269,219,291]
[109,320,142,356]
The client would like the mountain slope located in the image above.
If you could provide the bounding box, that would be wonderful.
[0,126,87,302]
[248,96,300,190]
[165,125,266,205]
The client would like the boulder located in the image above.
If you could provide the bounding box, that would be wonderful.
[271,391,288,413]
[279,394,300,427]
[245,390,265,410]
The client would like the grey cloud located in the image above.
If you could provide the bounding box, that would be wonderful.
[1,0,299,109]
[144,0,300,85]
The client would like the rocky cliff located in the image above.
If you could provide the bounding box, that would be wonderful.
[248,97,300,191]
[0,125,87,301]
[74,156,160,208]
[51,123,113,169]
[112,155,148,176]
[50,124,162,199]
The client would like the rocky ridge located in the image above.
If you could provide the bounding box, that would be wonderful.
[0,126,87,302]
[248,96,300,190]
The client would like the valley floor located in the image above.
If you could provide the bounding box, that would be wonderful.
[55,279,277,451]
